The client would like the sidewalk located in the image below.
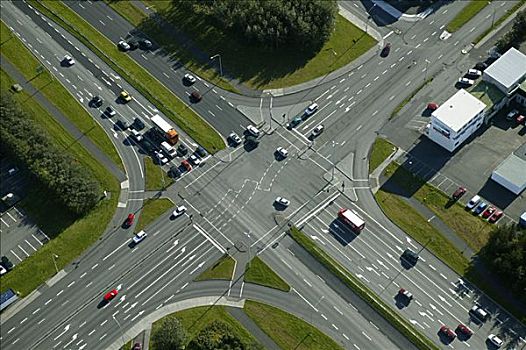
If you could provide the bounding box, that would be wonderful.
[226,307,281,350]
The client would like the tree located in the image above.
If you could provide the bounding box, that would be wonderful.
[496,9,526,53]
[151,317,187,350]
[190,321,250,350]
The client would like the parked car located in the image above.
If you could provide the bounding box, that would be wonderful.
[63,55,75,66]
[181,159,192,172]
[516,114,525,125]
[452,187,466,200]
[276,147,288,158]
[140,39,152,50]
[474,62,488,71]
[456,324,473,338]
[467,69,482,77]
[439,326,456,342]
[190,91,202,102]
[184,73,196,84]
[470,305,489,322]
[172,206,187,218]
[311,124,324,137]
[465,195,480,210]
[488,210,503,223]
[117,40,130,51]
[427,102,439,111]
[195,146,207,158]
[275,197,290,207]
[305,103,319,116]
[154,151,169,165]
[128,41,139,50]
[287,116,302,129]
[132,230,147,244]
[246,125,260,137]
[228,132,242,146]
[189,154,201,166]
[473,201,488,215]
[120,90,132,102]
[168,166,181,178]
[0,265,7,276]
[487,334,503,348]
[458,77,475,86]
[482,206,496,219]
[506,109,518,121]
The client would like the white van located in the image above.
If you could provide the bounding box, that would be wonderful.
[160,141,177,158]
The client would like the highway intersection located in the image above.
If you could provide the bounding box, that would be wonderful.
[1,0,525,349]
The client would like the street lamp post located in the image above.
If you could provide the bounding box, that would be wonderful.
[210,54,223,77]
[52,254,59,274]
[365,3,377,34]
[424,59,430,81]
[112,315,126,347]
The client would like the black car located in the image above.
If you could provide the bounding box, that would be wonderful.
[381,43,391,57]
[168,166,181,178]
[128,41,139,50]
[177,144,188,156]
[91,95,103,107]
[245,135,259,147]
[474,62,488,71]
[195,146,207,158]
[1,256,13,271]
[115,119,129,131]
[133,117,145,130]
[401,249,419,265]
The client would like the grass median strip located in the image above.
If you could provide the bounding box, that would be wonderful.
[31,0,225,153]
[289,227,438,350]
[0,69,119,296]
[0,20,123,170]
[244,256,290,292]
[195,254,235,281]
[369,137,396,174]
[390,77,432,119]
[134,198,173,233]
[446,0,491,33]
[473,0,526,44]
[144,157,173,191]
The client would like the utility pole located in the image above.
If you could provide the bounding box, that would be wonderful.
[210,54,223,77]
[52,254,59,274]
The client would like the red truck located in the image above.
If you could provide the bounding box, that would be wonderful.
[338,208,365,233]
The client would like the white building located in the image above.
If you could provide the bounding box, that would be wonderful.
[491,143,526,195]
[426,89,486,152]
[483,48,526,96]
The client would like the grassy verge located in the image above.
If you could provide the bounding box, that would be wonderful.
[134,198,173,233]
[195,254,235,281]
[390,77,433,119]
[369,138,396,174]
[473,0,526,44]
[119,340,132,350]
[144,157,173,191]
[288,227,438,350]
[446,0,490,33]
[0,20,123,170]
[31,0,225,153]
[151,306,259,349]
[0,69,119,296]
[138,1,376,90]
[244,256,290,292]
[106,0,146,28]
[245,300,342,350]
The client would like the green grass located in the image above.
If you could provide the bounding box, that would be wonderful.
[139,1,376,90]
[31,0,225,153]
[244,256,290,292]
[244,300,343,350]
[119,340,133,350]
[0,20,123,170]
[390,77,433,119]
[195,254,235,281]
[106,0,147,28]
[151,306,259,349]
[144,157,173,191]
[288,227,438,350]
[473,0,526,44]
[0,69,119,296]
[134,198,173,233]
[446,0,491,33]
[369,138,396,174]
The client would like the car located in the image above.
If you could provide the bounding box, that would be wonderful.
[398,288,413,301]
[276,147,288,158]
[439,326,456,341]
[1,256,13,271]
[117,40,130,51]
[467,68,482,77]
[488,210,503,223]
[487,334,503,348]
[466,195,480,210]
[0,265,7,276]
[181,159,192,172]
[132,230,147,244]
[458,77,474,86]
[401,249,419,265]
[105,105,116,117]
[140,39,152,50]
[177,144,188,156]
[124,213,135,227]
[311,124,324,137]
[168,166,181,178]
[305,103,319,116]
[115,119,129,131]
[475,62,488,71]
[228,132,242,146]
[154,151,169,165]
[128,41,139,50]
[456,324,473,337]
[172,206,187,217]
[381,43,391,57]
[506,109,518,121]
[246,125,260,137]
[195,146,207,158]
[427,102,439,111]
[190,91,202,102]
[133,117,145,130]
[103,289,119,301]
[132,343,142,350]
[63,55,75,66]
[7,167,18,176]
[470,305,489,321]
[91,95,103,107]
[120,90,132,102]
[517,114,525,125]
[130,129,143,142]
[287,116,302,129]
[184,73,197,84]
[245,135,259,147]
[275,197,290,207]
[189,154,201,166]
[473,201,488,215]
[482,206,496,219]
[452,187,466,200]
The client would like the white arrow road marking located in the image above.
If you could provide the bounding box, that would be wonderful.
[53,324,70,340]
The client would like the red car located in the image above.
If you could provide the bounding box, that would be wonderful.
[181,159,192,172]
[439,325,456,342]
[124,213,135,227]
[456,324,473,337]
[482,206,496,219]
[427,102,439,111]
[517,114,525,125]
[452,187,466,200]
[488,210,503,223]
[103,289,119,301]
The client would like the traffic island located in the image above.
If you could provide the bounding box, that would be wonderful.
[244,256,291,292]
[194,254,236,281]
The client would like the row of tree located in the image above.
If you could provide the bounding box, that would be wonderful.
[0,95,101,215]
[180,0,338,49]
[496,9,526,53]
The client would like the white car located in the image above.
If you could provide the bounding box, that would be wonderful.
[275,197,290,207]
[132,230,147,244]
[466,195,480,210]
[184,73,196,84]
[105,105,116,117]
[189,154,201,166]
[118,40,130,51]
[467,69,482,77]
[276,147,288,158]
[172,206,187,217]
[311,124,324,137]
[154,151,169,165]
[0,265,7,275]
[130,129,143,142]
[305,103,319,116]
[487,334,503,348]
[246,125,260,137]
[228,132,242,145]
[458,77,474,86]
[63,55,75,66]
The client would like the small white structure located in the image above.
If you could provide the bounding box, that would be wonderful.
[426,89,486,152]
[491,144,526,195]
[483,48,526,95]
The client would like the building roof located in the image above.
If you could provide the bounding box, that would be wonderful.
[493,143,526,191]
[431,89,486,132]
[484,48,526,90]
